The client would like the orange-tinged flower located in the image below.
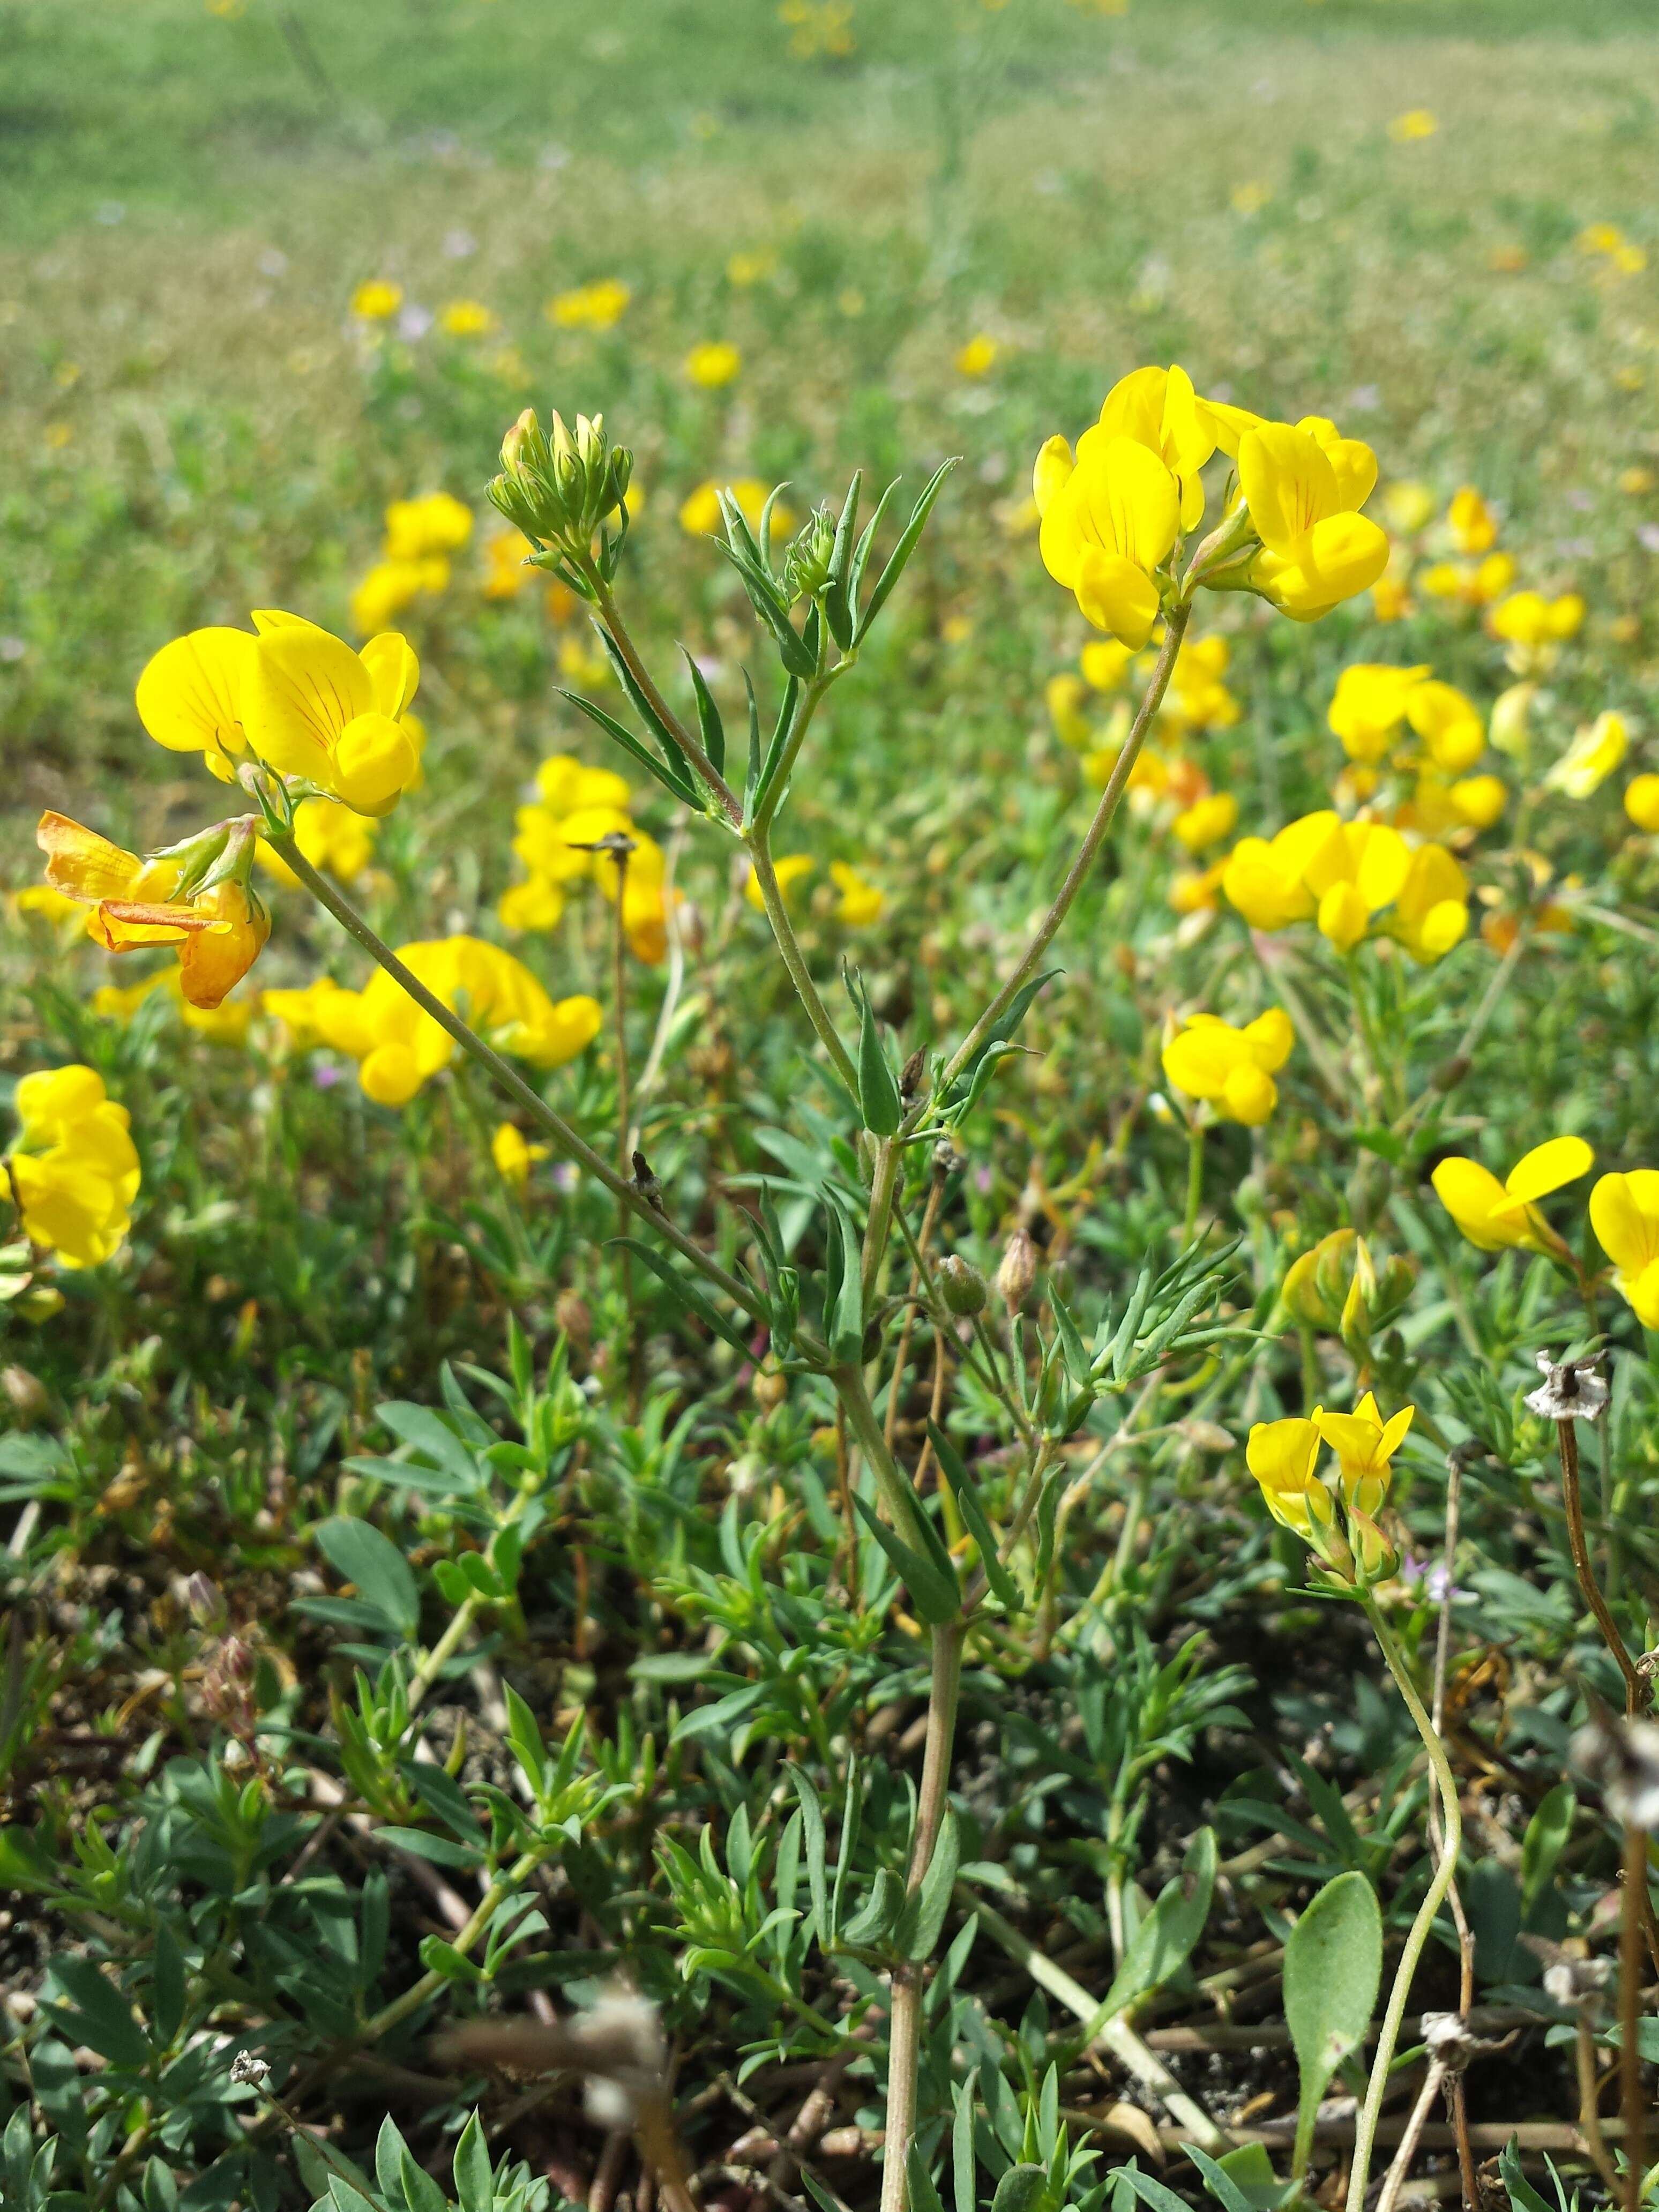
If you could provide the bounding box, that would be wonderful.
[1431,1135,1593,1256]
[36,812,270,1009]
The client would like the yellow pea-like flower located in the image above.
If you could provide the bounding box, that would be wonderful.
[545,278,631,331]
[238,612,422,817]
[1406,680,1485,773]
[1590,1170,1659,1328]
[135,627,259,780]
[684,340,742,389]
[1036,431,1180,648]
[492,1123,550,1189]
[1544,712,1627,798]
[1314,1391,1413,1517]
[1237,417,1388,619]
[1327,663,1430,764]
[1161,1007,1294,1127]
[1431,1135,1594,1256]
[830,861,885,926]
[1446,485,1497,554]
[1449,774,1508,829]
[1390,843,1469,963]
[6,1065,142,1270]
[1624,774,1659,833]
[1171,793,1238,853]
[1245,1416,1326,1540]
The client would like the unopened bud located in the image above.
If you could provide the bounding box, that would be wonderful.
[938,1254,987,1317]
[753,1365,788,1413]
[995,1228,1037,1310]
[784,504,838,603]
[186,1573,227,1631]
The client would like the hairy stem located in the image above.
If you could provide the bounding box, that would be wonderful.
[1348,1601,1464,2212]
[879,1621,966,2212]
[746,838,859,1094]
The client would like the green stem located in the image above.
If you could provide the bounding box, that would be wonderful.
[271,832,764,1323]
[863,1137,903,1307]
[407,1486,534,1715]
[591,574,741,826]
[361,1843,551,2042]
[746,838,859,1095]
[1348,1601,1463,2212]
[879,1619,966,2212]
[941,601,1191,1093]
[833,1358,936,1561]
[1183,1118,1205,1249]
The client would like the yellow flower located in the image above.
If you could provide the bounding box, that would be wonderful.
[545,278,632,330]
[498,875,567,933]
[383,492,472,561]
[1446,485,1497,554]
[535,754,634,814]
[830,861,885,925]
[1590,1171,1659,1328]
[1222,810,1412,952]
[1381,481,1436,535]
[482,528,533,600]
[1245,1417,1327,1540]
[1327,663,1430,764]
[308,938,601,1106]
[1387,109,1438,142]
[1238,417,1388,618]
[746,855,813,911]
[37,812,270,1010]
[1046,672,1092,749]
[685,340,742,389]
[439,300,497,337]
[727,250,778,288]
[1161,634,1238,731]
[956,334,999,378]
[1230,181,1270,216]
[1490,591,1585,671]
[1171,792,1238,853]
[6,1065,141,1269]
[1417,551,1515,608]
[258,797,378,888]
[92,972,173,1022]
[349,561,432,634]
[11,884,86,926]
[134,626,259,781]
[1371,573,1413,623]
[492,1123,549,1189]
[1544,712,1627,798]
[1035,428,1180,648]
[1579,222,1625,258]
[244,612,422,816]
[1391,843,1469,962]
[181,990,257,1046]
[1080,639,1135,692]
[1432,1135,1593,1257]
[1314,1391,1413,1516]
[1450,774,1508,829]
[1407,681,1485,774]
[351,280,402,321]
[678,478,791,537]
[1624,775,1659,833]
[1161,1007,1293,1126]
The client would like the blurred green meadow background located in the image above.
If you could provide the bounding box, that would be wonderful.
[6,0,1659,860]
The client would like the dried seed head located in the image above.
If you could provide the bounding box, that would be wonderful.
[229,2051,271,2086]
[1525,1350,1608,1423]
[1572,1712,1659,1829]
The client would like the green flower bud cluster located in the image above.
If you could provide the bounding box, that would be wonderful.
[489,408,634,557]
[783,505,838,605]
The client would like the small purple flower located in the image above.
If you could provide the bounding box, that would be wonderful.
[312,1060,342,1089]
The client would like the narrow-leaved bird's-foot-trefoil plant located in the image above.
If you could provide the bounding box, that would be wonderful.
[18,355,1659,2212]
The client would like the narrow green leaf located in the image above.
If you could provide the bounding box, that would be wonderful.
[681,647,727,778]
[855,990,902,1137]
[928,1421,1020,1610]
[421,1936,487,1984]
[788,1767,829,1950]
[152,1919,184,2046]
[847,477,903,622]
[854,458,959,642]
[452,2112,494,2212]
[751,672,802,822]
[1098,1827,1217,2019]
[558,688,699,806]
[851,1492,960,1625]
[905,1806,961,1960]
[610,1238,757,1355]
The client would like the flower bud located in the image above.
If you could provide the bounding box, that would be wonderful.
[753,1365,788,1413]
[938,1254,987,1317]
[995,1227,1037,1310]
[186,1572,227,1631]
[1,1365,48,1423]
[784,504,838,603]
